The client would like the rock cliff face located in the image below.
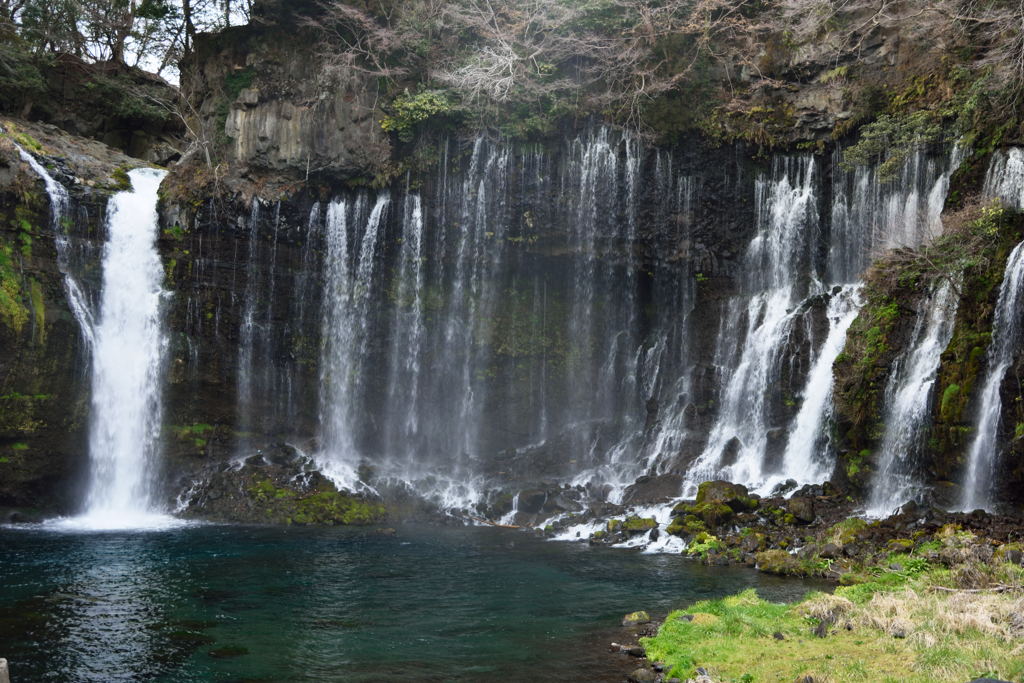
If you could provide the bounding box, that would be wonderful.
[181,5,390,186]
[2,2,1024,521]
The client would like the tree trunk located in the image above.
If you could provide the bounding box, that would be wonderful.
[183,0,195,52]
[111,2,137,65]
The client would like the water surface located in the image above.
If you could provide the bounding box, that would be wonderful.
[1,524,821,681]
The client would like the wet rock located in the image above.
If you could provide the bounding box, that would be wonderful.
[627,667,658,683]
[676,502,733,527]
[787,497,815,524]
[622,474,683,505]
[609,517,658,535]
[819,543,841,559]
[517,489,547,514]
[771,479,799,497]
[696,480,758,511]
[740,532,766,552]
[622,610,651,626]
[895,500,922,518]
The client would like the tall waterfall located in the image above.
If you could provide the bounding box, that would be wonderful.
[78,168,172,529]
[311,130,693,506]
[960,242,1024,511]
[959,147,1024,510]
[687,157,818,492]
[319,193,391,488]
[866,281,959,516]
[683,144,964,496]
[209,130,968,514]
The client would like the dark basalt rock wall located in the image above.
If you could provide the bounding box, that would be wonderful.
[157,133,769,507]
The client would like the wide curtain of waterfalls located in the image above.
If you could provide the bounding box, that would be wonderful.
[198,129,975,513]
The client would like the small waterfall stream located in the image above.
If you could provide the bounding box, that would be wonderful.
[77,168,173,528]
[960,242,1024,511]
[866,280,960,516]
[687,157,818,492]
[13,143,96,344]
[777,284,863,484]
[959,147,1024,510]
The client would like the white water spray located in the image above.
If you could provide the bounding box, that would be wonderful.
[75,168,174,529]
[866,280,959,517]
[774,284,864,488]
[959,242,1024,511]
[13,143,96,344]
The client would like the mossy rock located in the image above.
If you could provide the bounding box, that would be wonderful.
[609,516,657,534]
[677,501,734,527]
[825,518,869,547]
[994,542,1024,564]
[666,514,706,538]
[755,549,805,576]
[695,480,758,511]
[623,610,651,626]
[886,538,915,552]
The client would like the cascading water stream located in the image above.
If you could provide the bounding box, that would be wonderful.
[686,157,817,492]
[958,147,1024,510]
[866,280,959,517]
[12,143,96,345]
[319,194,390,488]
[76,168,173,529]
[959,242,1024,511]
[774,284,864,487]
[984,148,1024,209]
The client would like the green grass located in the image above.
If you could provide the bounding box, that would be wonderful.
[643,558,1024,682]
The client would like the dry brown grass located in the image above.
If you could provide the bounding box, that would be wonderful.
[798,593,854,622]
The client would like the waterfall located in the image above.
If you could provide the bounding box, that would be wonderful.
[959,147,1024,510]
[687,157,817,492]
[866,280,959,517]
[775,284,863,485]
[959,242,1024,511]
[13,143,96,345]
[235,201,261,452]
[78,168,173,528]
[319,193,391,487]
[311,129,688,509]
[984,148,1024,209]
[829,145,967,283]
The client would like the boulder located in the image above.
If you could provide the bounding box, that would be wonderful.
[696,480,758,511]
[622,473,683,505]
[517,489,547,514]
[628,668,658,683]
[787,497,815,524]
[756,549,805,576]
[609,517,658,535]
[622,610,651,626]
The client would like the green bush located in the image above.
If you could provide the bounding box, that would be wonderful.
[381,90,455,142]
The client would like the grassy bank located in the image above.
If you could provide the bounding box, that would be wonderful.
[642,526,1024,682]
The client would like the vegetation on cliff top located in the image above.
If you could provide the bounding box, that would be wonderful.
[288,0,1024,152]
